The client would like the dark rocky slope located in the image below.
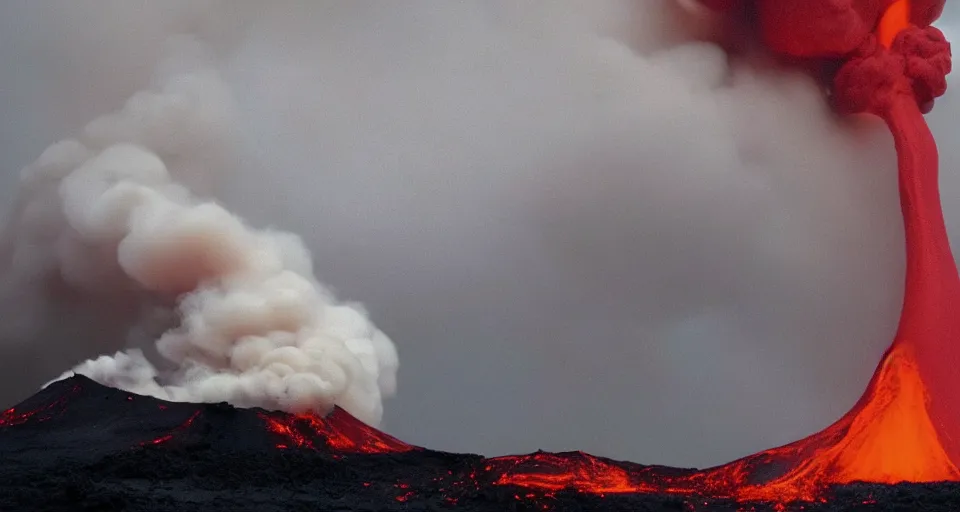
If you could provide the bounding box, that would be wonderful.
[2,376,958,512]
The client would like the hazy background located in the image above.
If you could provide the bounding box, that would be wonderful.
[0,1,957,468]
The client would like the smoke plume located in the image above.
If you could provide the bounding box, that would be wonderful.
[0,1,958,466]
[5,46,398,426]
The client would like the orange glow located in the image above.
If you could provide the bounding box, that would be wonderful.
[879,0,911,48]
[0,384,81,427]
[480,326,960,503]
[142,411,200,446]
[709,344,960,501]
[259,407,415,454]
[479,342,959,501]
[816,347,958,485]
[491,453,657,494]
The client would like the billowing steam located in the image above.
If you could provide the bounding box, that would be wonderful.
[13,61,397,426]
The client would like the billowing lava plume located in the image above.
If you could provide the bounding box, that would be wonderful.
[488,0,958,502]
[712,0,959,499]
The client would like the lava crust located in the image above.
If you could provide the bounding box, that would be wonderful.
[2,376,959,512]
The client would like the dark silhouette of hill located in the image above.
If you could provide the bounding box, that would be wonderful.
[2,375,958,511]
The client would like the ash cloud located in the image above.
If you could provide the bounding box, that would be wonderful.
[0,1,957,467]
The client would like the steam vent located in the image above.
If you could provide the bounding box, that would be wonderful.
[2,1,960,511]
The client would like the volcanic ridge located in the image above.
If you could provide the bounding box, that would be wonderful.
[1,375,959,512]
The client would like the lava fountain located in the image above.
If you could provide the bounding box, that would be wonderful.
[488,0,959,502]
[699,0,959,500]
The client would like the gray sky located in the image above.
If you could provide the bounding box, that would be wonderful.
[0,1,958,468]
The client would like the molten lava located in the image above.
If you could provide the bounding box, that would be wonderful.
[879,0,911,47]
[490,452,657,494]
[259,408,415,453]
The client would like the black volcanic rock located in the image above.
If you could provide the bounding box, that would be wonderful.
[2,376,960,512]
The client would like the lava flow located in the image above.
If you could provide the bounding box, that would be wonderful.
[259,408,415,454]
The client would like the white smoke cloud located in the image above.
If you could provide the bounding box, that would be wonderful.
[11,52,398,426]
[0,0,956,467]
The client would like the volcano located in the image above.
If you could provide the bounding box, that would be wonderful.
[3,3,960,512]
[1,374,959,512]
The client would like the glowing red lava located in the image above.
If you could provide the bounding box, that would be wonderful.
[491,453,658,494]
[879,0,912,47]
[142,410,201,446]
[259,407,415,454]
[0,384,80,427]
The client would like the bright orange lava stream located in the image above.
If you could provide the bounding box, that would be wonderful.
[259,408,415,454]
[879,0,912,48]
